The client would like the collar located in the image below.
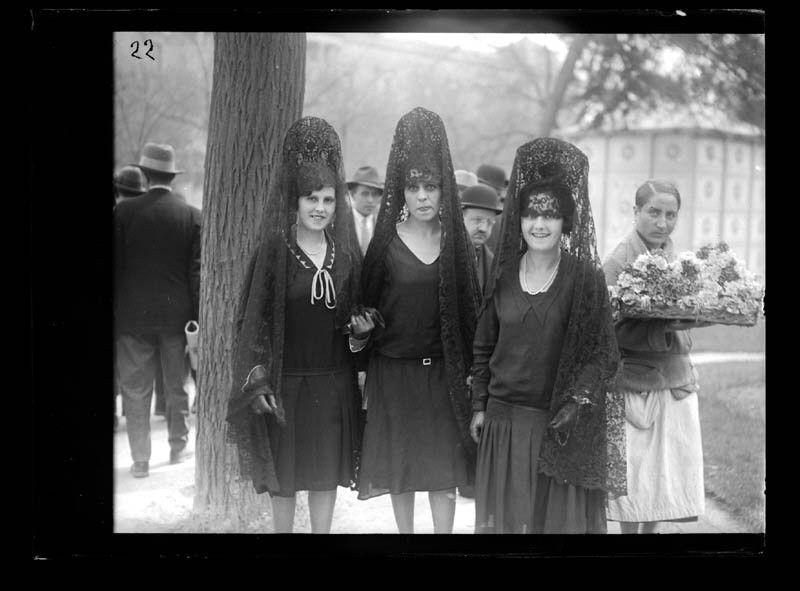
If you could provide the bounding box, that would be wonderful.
[353,209,374,224]
[149,184,173,192]
[627,229,674,261]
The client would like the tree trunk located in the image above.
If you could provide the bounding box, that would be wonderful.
[193,32,306,530]
[538,36,590,137]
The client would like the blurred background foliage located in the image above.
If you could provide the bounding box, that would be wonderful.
[114,32,764,209]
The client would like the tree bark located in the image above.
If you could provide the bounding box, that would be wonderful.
[538,36,590,137]
[193,32,306,530]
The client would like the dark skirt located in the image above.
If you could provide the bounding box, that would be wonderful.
[357,354,470,499]
[269,368,358,497]
[475,397,607,534]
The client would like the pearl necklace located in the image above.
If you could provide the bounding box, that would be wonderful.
[297,233,326,256]
[521,253,561,295]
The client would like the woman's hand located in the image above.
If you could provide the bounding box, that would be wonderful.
[470,411,485,444]
[667,319,715,331]
[549,402,578,433]
[251,392,278,416]
[350,312,376,338]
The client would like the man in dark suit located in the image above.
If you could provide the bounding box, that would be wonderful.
[114,143,201,478]
[347,165,384,257]
[476,164,508,256]
[461,183,503,295]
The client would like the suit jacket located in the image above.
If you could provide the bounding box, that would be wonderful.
[484,211,503,255]
[474,243,494,297]
[114,187,202,334]
[351,209,376,259]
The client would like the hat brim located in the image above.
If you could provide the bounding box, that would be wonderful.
[347,181,384,191]
[133,164,184,175]
[460,202,502,213]
[114,184,146,194]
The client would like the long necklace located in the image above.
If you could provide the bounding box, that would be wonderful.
[521,252,561,295]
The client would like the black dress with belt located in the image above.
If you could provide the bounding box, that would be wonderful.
[269,242,360,497]
[357,235,470,499]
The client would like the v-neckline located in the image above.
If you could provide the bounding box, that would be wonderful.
[512,255,567,327]
[293,238,331,270]
[396,233,440,266]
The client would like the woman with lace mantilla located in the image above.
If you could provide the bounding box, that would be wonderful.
[353,107,481,533]
[470,138,625,534]
[225,117,374,533]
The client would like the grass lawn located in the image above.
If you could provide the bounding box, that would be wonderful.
[697,360,765,532]
[690,318,766,353]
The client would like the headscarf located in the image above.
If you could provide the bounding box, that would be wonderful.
[485,137,625,494]
[362,106,481,465]
[225,116,360,494]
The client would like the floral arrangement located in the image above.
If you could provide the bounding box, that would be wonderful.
[608,242,764,326]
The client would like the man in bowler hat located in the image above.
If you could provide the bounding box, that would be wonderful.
[458,182,502,500]
[347,165,384,257]
[461,183,503,295]
[114,142,201,478]
[113,165,147,206]
[476,163,508,255]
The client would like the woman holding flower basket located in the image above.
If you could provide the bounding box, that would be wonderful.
[604,179,713,534]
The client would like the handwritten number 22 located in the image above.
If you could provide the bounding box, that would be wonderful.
[130,39,155,60]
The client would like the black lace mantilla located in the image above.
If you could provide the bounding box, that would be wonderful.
[483,137,626,495]
[225,116,362,494]
[362,107,481,469]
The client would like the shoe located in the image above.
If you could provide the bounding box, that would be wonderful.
[170,447,190,465]
[131,461,149,478]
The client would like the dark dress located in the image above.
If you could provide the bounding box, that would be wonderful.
[473,254,606,533]
[269,242,359,497]
[357,235,470,499]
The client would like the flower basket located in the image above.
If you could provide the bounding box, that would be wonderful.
[614,302,759,327]
[608,241,764,328]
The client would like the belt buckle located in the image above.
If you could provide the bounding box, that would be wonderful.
[422,358,432,366]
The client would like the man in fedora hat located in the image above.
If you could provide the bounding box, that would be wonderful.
[455,169,479,197]
[114,142,201,478]
[347,165,384,256]
[476,163,509,255]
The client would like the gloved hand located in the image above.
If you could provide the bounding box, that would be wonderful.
[250,392,279,415]
[345,305,385,336]
[549,401,578,433]
[243,364,285,425]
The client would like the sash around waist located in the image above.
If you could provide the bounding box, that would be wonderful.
[485,396,550,422]
[373,350,445,363]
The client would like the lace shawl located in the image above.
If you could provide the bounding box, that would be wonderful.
[361,107,481,467]
[483,137,626,494]
[225,117,361,494]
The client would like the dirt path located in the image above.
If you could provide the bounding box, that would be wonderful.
[114,408,754,535]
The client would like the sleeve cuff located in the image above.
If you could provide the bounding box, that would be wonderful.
[472,399,487,412]
[349,333,369,353]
